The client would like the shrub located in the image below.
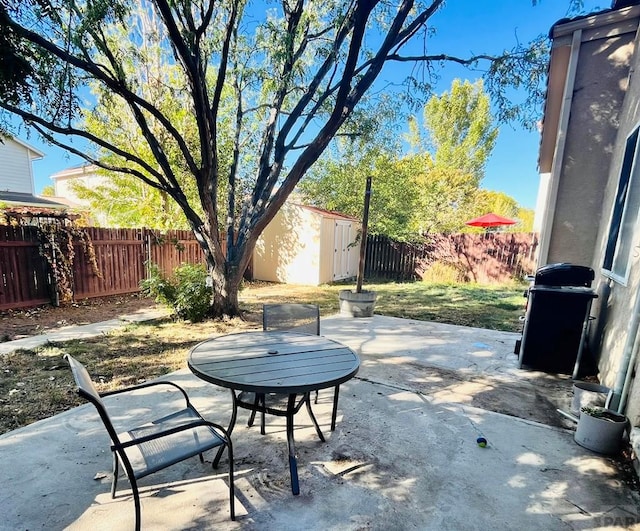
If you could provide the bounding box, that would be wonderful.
[421,261,463,284]
[141,263,212,322]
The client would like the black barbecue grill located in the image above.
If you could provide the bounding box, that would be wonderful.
[516,263,597,377]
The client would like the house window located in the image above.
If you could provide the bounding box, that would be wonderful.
[603,125,640,283]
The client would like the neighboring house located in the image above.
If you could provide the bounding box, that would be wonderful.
[252,203,360,285]
[50,163,104,206]
[50,164,111,225]
[536,0,640,467]
[0,136,65,210]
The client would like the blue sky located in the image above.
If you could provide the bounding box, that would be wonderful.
[22,0,605,210]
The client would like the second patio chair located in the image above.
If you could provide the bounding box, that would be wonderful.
[236,303,340,435]
[65,354,235,530]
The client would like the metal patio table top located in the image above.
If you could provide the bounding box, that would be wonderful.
[187,330,360,494]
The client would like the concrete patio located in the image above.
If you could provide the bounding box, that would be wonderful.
[1,314,640,530]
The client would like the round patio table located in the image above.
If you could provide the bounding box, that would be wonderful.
[188,330,360,494]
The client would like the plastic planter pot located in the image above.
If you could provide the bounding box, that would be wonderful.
[574,407,628,454]
[570,382,610,416]
[339,289,377,318]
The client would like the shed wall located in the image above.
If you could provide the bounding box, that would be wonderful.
[253,205,322,285]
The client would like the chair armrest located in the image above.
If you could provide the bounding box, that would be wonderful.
[100,381,190,404]
[113,416,231,451]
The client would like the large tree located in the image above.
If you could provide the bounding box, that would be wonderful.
[0,0,554,317]
[302,79,501,238]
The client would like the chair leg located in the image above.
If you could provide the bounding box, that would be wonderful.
[215,391,239,468]
[314,389,319,404]
[131,478,141,531]
[120,456,141,531]
[331,385,340,432]
[304,393,325,442]
[111,452,119,498]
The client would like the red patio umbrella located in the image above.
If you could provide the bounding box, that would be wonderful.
[465,212,517,228]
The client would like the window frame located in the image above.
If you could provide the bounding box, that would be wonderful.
[602,124,640,285]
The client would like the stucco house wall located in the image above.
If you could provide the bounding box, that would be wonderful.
[537,7,639,266]
[538,2,640,444]
[590,32,640,425]
[252,204,360,286]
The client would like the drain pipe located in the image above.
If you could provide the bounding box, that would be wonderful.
[611,284,640,413]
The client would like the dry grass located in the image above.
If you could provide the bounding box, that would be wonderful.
[0,280,526,434]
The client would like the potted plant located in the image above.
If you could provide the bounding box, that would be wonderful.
[574,406,629,454]
[339,176,377,318]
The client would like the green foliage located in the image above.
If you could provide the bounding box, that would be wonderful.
[303,79,510,239]
[419,79,499,182]
[40,185,55,196]
[70,169,192,229]
[0,0,562,317]
[421,262,463,284]
[141,263,212,322]
[464,190,535,232]
[301,138,424,241]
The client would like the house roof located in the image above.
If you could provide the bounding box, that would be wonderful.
[50,163,97,180]
[549,0,640,37]
[0,191,67,209]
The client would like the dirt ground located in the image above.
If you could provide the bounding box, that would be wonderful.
[0,293,159,342]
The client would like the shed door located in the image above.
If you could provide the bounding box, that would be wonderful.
[333,221,354,280]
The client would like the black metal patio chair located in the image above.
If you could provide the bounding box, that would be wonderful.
[65,354,235,530]
[236,303,340,436]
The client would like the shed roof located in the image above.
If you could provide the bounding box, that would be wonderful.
[293,204,358,222]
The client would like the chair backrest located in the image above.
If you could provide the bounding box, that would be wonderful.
[65,354,122,446]
[263,303,320,335]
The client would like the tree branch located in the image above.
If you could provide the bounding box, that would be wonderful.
[1,102,167,184]
[3,12,200,176]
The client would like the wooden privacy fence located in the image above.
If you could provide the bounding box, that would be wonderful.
[365,232,539,283]
[2,224,537,310]
[0,225,51,309]
[0,226,208,310]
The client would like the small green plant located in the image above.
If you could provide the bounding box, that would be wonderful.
[141,262,212,322]
[580,406,625,422]
[581,406,606,418]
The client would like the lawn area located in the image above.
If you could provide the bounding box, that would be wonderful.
[1,280,527,435]
[240,280,528,332]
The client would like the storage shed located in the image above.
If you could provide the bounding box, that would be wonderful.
[252,204,360,285]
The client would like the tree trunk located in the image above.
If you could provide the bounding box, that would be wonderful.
[191,222,244,319]
[208,262,241,317]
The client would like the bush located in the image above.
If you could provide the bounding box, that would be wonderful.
[141,263,212,322]
[421,261,463,284]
